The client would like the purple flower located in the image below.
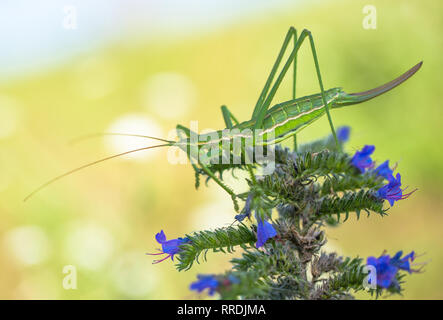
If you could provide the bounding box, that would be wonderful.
[190,275,219,296]
[337,126,350,142]
[377,173,416,206]
[255,214,277,248]
[367,251,416,288]
[374,160,394,181]
[146,230,189,264]
[351,145,375,173]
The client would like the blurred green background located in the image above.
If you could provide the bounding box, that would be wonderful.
[0,0,442,299]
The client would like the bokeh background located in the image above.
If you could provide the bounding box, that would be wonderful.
[0,0,441,299]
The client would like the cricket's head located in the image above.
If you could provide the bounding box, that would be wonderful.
[333,61,423,108]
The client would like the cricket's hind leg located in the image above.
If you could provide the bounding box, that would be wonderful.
[306,30,339,148]
[251,27,298,119]
[291,29,298,150]
[252,28,339,149]
[250,27,300,150]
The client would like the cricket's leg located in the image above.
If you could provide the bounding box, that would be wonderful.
[178,123,238,210]
[176,124,192,138]
[251,27,298,120]
[253,29,311,129]
[306,32,339,148]
[221,105,240,129]
[221,105,233,129]
[199,162,239,212]
[292,29,299,151]
[254,29,339,150]
[176,124,201,188]
[221,106,256,184]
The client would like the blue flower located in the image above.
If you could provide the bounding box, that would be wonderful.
[351,145,375,173]
[190,275,219,296]
[337,126,350,142]
[390,251,416,273]
[374,160,394,181]
[255,214,277,248]
[146,230,189,264]
[366,255,397,288]
[377,173,416,206]
[235,193,253,222]
[367,251,416,289]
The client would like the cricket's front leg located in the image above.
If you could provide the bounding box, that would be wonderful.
[176,124,201,189]
[221,105,257,185]
[199,162,240,212]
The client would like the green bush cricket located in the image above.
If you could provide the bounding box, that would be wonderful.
[25,27,422,212]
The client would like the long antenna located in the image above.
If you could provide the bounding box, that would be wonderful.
[69,132,175,145]
[24,143,171,202]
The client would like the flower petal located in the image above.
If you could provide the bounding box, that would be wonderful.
[256,218,277,248]
[155,230,167,244]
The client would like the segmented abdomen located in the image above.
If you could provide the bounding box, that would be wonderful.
[260,89,339,143]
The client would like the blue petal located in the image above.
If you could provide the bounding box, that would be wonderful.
[155,230,166,244]
[392,251,403,260]
[256,218,277,248]
[375,160,394,181]
[351,145,375,173]
[361,145,375,155]
[162,239,181,255]
[377,264,398,288]
[377,173,405,206]
[366,256,378,267]
[402,251,415,262]
[337,126,350,142]
[190,275,219,295]
[235,213,249,222]
[395,251,415,272]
